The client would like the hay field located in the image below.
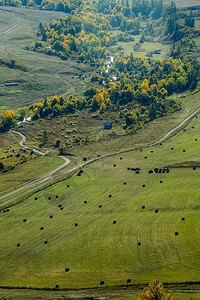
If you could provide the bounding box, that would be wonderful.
[0,110,200,291]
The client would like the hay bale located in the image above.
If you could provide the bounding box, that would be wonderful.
[44,241,48,244]
[7,209,10,212]
[142,206,145,209]
[55,285,59,289]
[175,232,178,236]
[60,207,63,210]
[113,164,116,167]
[193,167,196,170]
[113,220,116,224]
[23,219,27,222]
[154,168,158,172]
[183,150,186,152]
[56,195,59,199]
[124,182,127,185]
[58,205,62,208]
[166,168,169,173]
[35,197,37,200]
[155,210,158,213]
[171,148,174,150]
[109,195,112,198]
[182,217,185,221]
[195,139,197,141]
[67,185,70,187]
[140,149,143,152]
[75,223,78,227]
[50,215,53,218]
[148,170,153,173]
[65,268,69,272]
[151,150,154,153]
[183,129,186,132]
[144,156,147,159]
[135,171,140,174]
[137,242,141,246]
[160,181,163,183]
[84,201,87,204]
[192,126,194,129]
[99,205,102,208]
[127,168,130,170]
[142,184,145,187]
[100,281,104,285]
[120,157,123,160]
[127,279,131,284]
[17,243,20,247]
[159,169,162,173]
[48,197,51,200]
[160,143,162,146]
[40,227,44,230]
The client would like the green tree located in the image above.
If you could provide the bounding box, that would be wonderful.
[42,130,48,144]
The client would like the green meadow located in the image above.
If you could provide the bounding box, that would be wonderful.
[0,7,93,112]
[0,110,200,291]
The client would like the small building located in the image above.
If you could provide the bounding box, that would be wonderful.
[4,82,18,86]
[104,122,112,129]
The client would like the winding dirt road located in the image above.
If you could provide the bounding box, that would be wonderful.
[0,104,200,204]
[0,131,70,202]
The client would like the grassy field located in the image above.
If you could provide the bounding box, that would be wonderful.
[110,31,171,59]
[0,155,64,195]
[164,0,200,7]
[0,105,200,291]
[0,7,93,113]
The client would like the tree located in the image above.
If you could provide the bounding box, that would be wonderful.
[3,110,16,128]
[42,130,48,144]
[0,162,4,171]
[139,31,145,43]
[137,279,173,300]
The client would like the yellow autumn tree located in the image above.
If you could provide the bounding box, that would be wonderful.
[137,279,173,300]
[3,110,16,128]
[141,79,149,91]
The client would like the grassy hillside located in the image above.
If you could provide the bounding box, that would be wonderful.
[0,108,200,290]
[164,0,200,7]
[0,7,94,112]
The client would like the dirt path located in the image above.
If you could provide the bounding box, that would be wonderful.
[149,105,200,146]
[0,131,70,203]
[10,130,49,155]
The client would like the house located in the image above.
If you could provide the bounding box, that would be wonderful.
[104,122,112,129]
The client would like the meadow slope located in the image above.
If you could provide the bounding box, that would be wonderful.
[0,111,200,290]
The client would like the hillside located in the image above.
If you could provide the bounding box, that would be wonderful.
[0,102,200,293]
[0,0,200,298]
